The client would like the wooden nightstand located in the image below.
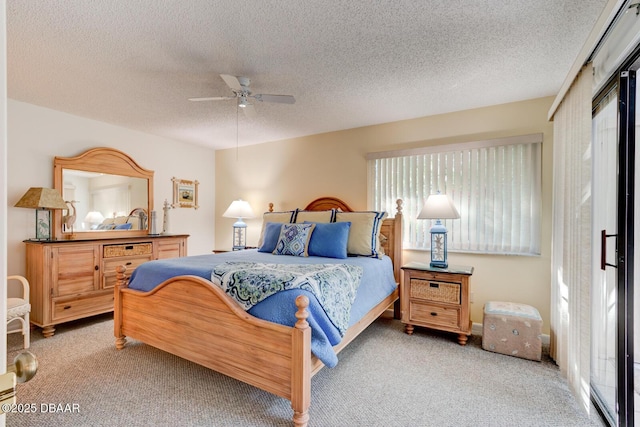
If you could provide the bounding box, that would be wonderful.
[401,262,474,345]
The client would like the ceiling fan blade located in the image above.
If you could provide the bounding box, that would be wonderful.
[253,94,296,104]
[241,103,257,118]
[188,96,236,102]
[220,74,243,91]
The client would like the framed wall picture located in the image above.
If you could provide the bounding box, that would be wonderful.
[172,177,199,209]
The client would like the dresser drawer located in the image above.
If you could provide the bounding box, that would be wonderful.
[409,301,460,329]
[157,241,182,259]
[52,292,114,322]
[102,255,153,288]
[103,242,153,258]
[410,278,460,304]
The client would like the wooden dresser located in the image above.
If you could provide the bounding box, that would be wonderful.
[25,234,188,337]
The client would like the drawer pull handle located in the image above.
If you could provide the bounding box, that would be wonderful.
[430,312,438,316]
[126,262,132,266]
[429,282,439,288]
[94,265,99,271]
[125,245,134,250]
[63,305,71,310]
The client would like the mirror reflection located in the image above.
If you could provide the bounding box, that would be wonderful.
[62,169,149,232]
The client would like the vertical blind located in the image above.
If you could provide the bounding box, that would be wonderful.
[549,63,593,411]
[367,134,542,255]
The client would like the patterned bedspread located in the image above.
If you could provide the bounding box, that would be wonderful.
[211,262,363,335]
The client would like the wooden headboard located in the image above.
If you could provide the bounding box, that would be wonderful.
[303,197,403,283]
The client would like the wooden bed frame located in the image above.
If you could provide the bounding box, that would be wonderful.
[114,197,403,426]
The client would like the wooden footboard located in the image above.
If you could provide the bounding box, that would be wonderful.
[114,266,312,426]
[114,197,403,426]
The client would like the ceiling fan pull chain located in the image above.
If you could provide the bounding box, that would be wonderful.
[236,101,239,161]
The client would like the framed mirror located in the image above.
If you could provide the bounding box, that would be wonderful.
[52,148,154,240]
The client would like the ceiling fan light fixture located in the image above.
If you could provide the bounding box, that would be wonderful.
[189,74,294,113]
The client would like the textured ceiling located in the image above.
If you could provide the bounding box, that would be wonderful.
[7,1,608,150]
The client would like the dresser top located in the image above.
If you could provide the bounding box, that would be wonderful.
[23,233,189,245]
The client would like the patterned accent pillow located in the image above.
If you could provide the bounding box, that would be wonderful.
[273,223,316,257]
[97,223,116,230]
[378,233,388,256]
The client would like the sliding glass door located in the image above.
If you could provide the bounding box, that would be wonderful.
[591,64,637,426]
[592,83,620,426]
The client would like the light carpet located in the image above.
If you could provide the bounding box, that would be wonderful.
[6,314,605,426]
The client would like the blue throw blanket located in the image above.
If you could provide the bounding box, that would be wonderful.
[211,262,363,335]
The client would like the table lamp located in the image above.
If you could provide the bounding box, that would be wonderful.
[222,199,255,250]
[417,192,460,268]
[14,187,69,240]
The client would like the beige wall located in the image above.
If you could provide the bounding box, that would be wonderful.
[7,100,217,282]
[216,96,554,333]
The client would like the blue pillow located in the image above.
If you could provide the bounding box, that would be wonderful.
[258,222,283,253]
[273,223,315,257]
[304,221,351,259]
[114,223,133,230]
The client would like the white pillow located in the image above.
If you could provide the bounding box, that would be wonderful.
[257,210,296,247]
[334,211,388,258]
[294,209,336,223]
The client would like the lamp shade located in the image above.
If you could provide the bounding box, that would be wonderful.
[14,187,68,210]
[417,193,460,220]
[84,211,105,225]
[222,200,255,219]
[15,187,68,240]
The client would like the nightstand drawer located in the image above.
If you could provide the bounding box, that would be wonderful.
[410,278,460,304]
[410,302,460,328]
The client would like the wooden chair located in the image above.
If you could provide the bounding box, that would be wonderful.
[7,275,31,349]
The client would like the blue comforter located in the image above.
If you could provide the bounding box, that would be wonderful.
[127,250,397,367]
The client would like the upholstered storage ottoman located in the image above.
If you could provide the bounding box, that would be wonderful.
[482,301,542,361]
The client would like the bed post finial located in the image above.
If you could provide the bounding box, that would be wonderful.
[116,265,129,288]
[268,202,274,212]
[396,198,403,215]
[294,295,310,329]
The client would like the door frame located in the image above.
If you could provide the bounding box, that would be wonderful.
[1,1,8,426]
[615,68,635,427]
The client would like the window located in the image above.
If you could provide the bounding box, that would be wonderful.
[367,134,542,255]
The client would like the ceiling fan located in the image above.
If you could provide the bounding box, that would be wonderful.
[189,74,295,117]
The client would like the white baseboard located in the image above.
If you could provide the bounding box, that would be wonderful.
[472,322,483,336]
[383,313,551,346]
[472,322,550,346]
